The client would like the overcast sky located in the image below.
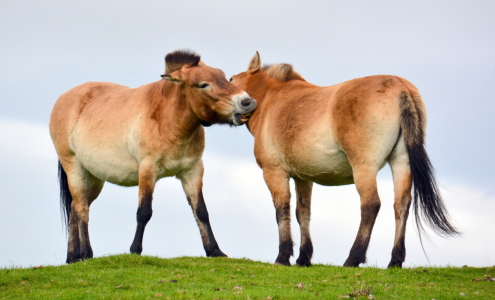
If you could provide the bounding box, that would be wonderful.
[1,0,494,269]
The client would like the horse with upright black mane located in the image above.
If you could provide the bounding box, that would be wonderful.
[50,49,257,263]
[230,52,458,268]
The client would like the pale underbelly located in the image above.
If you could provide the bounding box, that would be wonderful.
[77,150,141,186]
[288,150,355,186]
[73,144,196,187]
[292,165,355,186]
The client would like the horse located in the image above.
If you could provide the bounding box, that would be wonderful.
[49,49,257,263]
[229,52,459,268]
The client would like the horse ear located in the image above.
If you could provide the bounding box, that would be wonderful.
[161,70,183,82]
[248,51,261,73]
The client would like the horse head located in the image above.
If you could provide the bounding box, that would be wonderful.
[161,49,256,126]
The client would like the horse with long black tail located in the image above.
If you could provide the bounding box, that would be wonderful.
[50,49,256,263]
[230,52,458,268]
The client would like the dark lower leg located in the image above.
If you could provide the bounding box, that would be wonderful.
[189,191,226,257]
[275,201,293,266]
[344,200,381,267]
[130,194,153,254]
[66,212,81,263]
[388,243,406,268]
[388,201,411,268]
[294,179,313,266]
[296,240,313,267]
[68,201,93,262]
[78,218,93,260]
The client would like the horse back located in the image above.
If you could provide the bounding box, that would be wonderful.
[50,82,139,152]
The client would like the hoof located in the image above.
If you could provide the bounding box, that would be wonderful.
[66,258,82,264]
[296,257,312,267]
[387,261,403,268]
[208,249,228,257]
[275,255,291,266]
[343,259,361,267]
[130,245,143,255]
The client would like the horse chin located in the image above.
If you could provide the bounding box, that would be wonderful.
[200,120,212,127]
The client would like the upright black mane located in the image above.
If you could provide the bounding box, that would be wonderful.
[165,49,201,73]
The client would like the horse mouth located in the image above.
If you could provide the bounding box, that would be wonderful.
[240,113,252,122]
[234,113,252,125]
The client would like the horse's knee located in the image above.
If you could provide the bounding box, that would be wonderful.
[136,206,153,224]
[362,200,381,214]
[275,202,291,224]
[71,200,89,220]
[357,200,380,231]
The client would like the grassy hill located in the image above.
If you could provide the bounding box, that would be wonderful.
[1,254,493,299]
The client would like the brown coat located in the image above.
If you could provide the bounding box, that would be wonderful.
[230,52,457,268]
[50,50,256,263]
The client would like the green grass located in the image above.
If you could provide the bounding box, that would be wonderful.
[1,254,493,299]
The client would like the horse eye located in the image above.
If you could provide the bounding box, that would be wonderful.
[199,83,210,89]
[229,77,233,82]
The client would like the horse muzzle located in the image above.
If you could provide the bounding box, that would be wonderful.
[232,93,257,125]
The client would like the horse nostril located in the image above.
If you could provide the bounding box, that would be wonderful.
[241,98,252,108]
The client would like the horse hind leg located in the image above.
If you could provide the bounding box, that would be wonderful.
[387,138,413,268]
[344,165,381,267]
[294,178,314,267]
[62,161,104,263]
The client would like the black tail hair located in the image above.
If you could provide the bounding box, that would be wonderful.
[58,161,72,233]
[399,91,460,238]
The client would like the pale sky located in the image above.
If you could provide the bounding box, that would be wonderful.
[1,0,494,268]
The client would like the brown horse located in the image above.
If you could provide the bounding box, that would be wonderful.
[49,49,257,263]
[230,52,459,268]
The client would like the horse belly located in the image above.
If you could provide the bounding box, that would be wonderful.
[77,144,140,186]
[290,146,354,186]
[70,127,141,186]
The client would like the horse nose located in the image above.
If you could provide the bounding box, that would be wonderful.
[241,98,253,108]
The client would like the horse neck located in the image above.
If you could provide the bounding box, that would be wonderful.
[245,75,284,135]
[147,80,203,142]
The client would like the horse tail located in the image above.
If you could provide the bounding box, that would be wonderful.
[399,90,460,238]
[58,161,72,233]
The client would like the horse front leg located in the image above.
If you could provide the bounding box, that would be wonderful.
[130,162,157,254]
[179,162,226,257]
[263,169,293,266]
[344,166,381,267]
[294,178,314,267]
